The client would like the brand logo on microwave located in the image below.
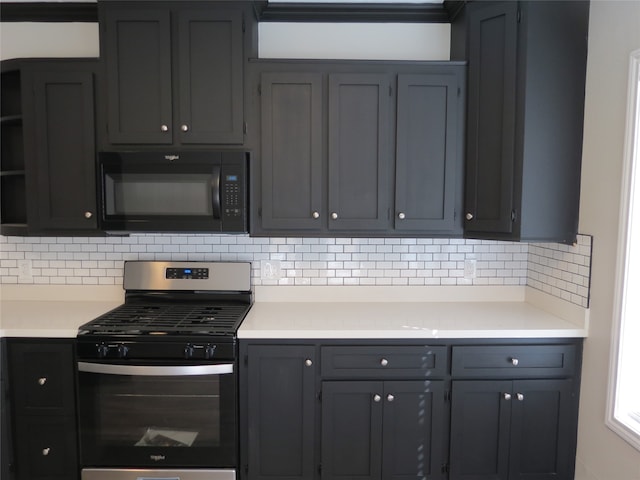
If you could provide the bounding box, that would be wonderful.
[150,454,166,462]
[164,155,180,161]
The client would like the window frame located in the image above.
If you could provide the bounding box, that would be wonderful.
[606,48,640,451]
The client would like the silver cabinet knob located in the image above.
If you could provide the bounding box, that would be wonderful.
[503,393,512,401]
[304,359,313,367]
[398,212,406,220]
[42,448,50,456]
[160,124,169,132]
[380,358,389,367]
[466,213,474,221]
[312,211,320,219]
[517,393,524,401]
[331,212,338,220]
[511,358,519,366]
[373,394,381,403]
[38,377,47,386]
[181,124,189,132]
[84,211,93,219]
[387,394,395,402]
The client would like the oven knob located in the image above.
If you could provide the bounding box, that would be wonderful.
[205,344,217,359]
[97,343,109,358]
[184,344,195,359]
[117,344,129,358]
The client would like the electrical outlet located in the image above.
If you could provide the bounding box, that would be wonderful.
[17,259,33,282]
[261,260,282,280]
[463,259,477,280]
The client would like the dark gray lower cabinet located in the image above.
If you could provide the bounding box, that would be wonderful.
[245,345,316,480]
[321,380,446,480]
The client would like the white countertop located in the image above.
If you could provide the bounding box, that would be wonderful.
[0,285,589,339]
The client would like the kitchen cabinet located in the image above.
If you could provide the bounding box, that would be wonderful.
[0,59,99,236]
[252,62,465,237]
[5,339,79,480]
[242,345,317,480]
[100,2,244,146]
[456,1,589,243]
[449,344,581,480]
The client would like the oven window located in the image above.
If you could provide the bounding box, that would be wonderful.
[105,173,213,216]
[78,366,236,467]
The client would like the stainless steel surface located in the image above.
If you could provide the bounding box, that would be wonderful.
[123,261,251,292]
[466,213,474,220]
[82,468,236,480]
[78,362,233,376]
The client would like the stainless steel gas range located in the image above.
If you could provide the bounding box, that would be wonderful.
[76,261,252,480]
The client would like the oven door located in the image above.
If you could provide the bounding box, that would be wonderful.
[77,361,237,469]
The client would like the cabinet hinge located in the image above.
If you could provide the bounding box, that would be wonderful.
[389,85,393,97]
[517,8,522,23]
[258,207,262,218]
[242,18,246,33]
[243,121,248,135]
[441,464,450,474]
[511,209,517,222]
[258,84,262,96]
[445,390,452,403]
[457,87,461,97]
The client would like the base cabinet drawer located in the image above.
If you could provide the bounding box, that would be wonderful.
[451,344,577,378]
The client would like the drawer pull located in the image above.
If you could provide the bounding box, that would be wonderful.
[304,359,313,367]
[387,394,395,402]
[511,358,519,366]
[503,392,512,401]
[373,394,382,403]
[38,377,47,386]
[517,393,524,401]
[380,358,389,367]
[42,448,50,456]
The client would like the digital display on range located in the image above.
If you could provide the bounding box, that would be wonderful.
[165,267,209,279]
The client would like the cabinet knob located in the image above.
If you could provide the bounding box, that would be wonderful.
[511,358,519,366]
[160,124,169,132]
[331,212,338,220]
[38,377,47,386]
[312,211,320,219]
[398,212,406,220]
[503,392,512,401]
[380,358,389,367]
[42,448,50,456]
[465,213,474,221]
[181,124,189,132]
[304,359,313,367]
[387,394,395,402]
[373,394,382,403]
[84,211,93,219]
[516,393,524,401]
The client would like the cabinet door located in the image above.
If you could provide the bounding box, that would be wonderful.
[382,381,447,480]
[464,2,518,236]
[509,379,576,480]
[104,8,172,144]
[328,74,390,231]
[260,73,324,230]
[29,70,97,231]
[395,73,460,233]
[450,380,512,480]
[176,9,243,144]
[322,381,383,480]
[247,345,316,480]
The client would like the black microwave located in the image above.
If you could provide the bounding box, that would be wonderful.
[98,151,249,233]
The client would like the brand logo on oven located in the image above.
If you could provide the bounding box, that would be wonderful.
[150,454,166,462]
[164,155,179,161]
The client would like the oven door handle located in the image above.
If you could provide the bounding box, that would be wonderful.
[77,362,233,376]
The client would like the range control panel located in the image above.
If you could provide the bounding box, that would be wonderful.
[165,267,209,280]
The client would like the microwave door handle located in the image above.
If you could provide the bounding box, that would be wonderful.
[78,362,233,376]
[212,165,221,219]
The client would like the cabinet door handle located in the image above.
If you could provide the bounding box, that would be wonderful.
[331,212,338,220]
[387,394,395,402]
[181,124,189,132]
[42,448,50,456]
[466,213,474,220]
[304,359,313,367]
[380,358,389,367]
[84,211,93,219]
[38,377,47,386]
[312,211,320,219]
[516,393,524,401]
[503,392,512,401]
[398,212,406,220]
[511,358,519,366]
[160,124,169,132]
[373,394,382,403]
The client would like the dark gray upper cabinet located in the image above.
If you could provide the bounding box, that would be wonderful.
[100,2,244,146]
[458,1,589,243]
[251,62,465,237]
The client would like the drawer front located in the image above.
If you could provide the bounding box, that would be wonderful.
[451,345,577,378]
[321,346,448,378]
[8,341,76,415]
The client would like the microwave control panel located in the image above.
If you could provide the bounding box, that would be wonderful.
[221,163,246,222]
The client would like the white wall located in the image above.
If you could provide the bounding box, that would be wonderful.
[0,22,99,60]
[576,1,640,479]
